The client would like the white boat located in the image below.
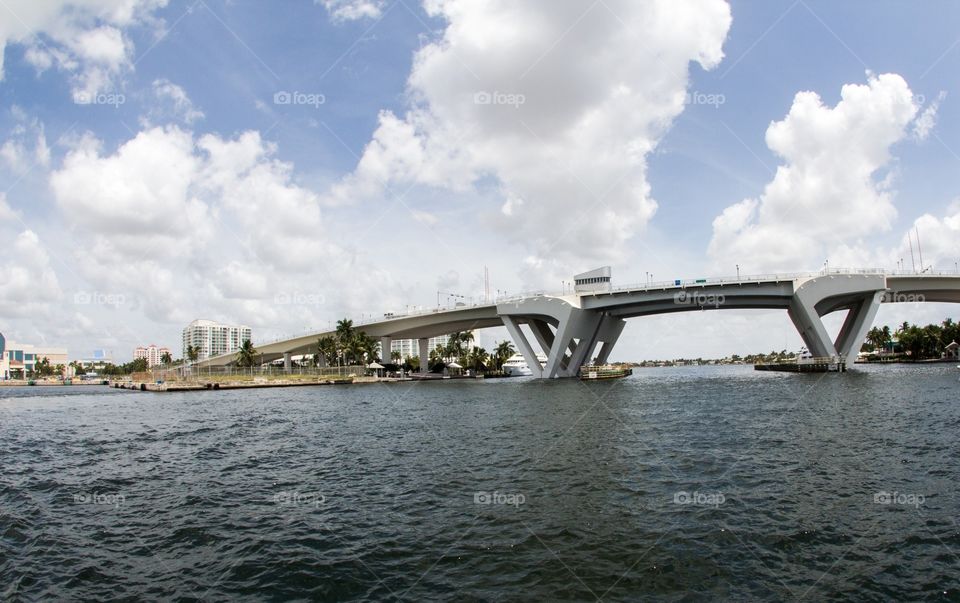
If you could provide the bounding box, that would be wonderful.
[503,353,547,376]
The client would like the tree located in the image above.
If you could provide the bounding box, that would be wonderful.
[493,340,515,371]
[316,336,337,367]
[186,345,200,363]
[160,351,173,365]
[391,350,402,363]
[468,347,489,371]
[236,339,257,368]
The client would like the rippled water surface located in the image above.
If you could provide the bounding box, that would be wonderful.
[2,365,959,601]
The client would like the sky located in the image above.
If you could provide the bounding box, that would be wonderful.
[1,0,959,362]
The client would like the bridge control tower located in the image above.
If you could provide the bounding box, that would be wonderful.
[573,266,612,294]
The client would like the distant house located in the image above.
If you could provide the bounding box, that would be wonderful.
[943,341,959,360]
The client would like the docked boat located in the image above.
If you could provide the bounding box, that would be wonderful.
[579,364,633,380]
[502,353,547,376]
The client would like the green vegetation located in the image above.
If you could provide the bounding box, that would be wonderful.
[313,319,381,367]
[236,339,258,368]
[861,318,959,361]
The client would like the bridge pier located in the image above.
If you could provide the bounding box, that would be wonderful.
[498,298,626,379]
[283,352,292,373]
[418,338,430,373]
[380,336,392,364]
[788,275,886,362]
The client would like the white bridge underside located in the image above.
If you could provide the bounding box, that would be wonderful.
[195,273,960,378]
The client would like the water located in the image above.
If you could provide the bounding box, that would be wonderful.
[1,365,958,601]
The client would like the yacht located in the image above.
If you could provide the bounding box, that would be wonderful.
[503,353,547,376]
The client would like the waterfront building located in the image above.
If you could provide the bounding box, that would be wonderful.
[134,344,172,367]
[182,320,252,361]
[0,332,69,379]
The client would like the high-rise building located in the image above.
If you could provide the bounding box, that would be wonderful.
[182,320,252,361]
[134,344,171,367]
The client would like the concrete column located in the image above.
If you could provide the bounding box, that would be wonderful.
[501,316,544,378]
[594,316,626,364]
[835,292,884,360]
[418,338,430,373]
[787,298,838,358]
[380,337,392,364]
[544,308,602,378]
[283,352,292,373]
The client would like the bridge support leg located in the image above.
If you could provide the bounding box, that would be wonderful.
[283,352,292,373]
[380,337,392,364]
[418,338,430,373]
[789,291,884,362]
[502,316,543,378]
[544,309,603,378]
[594,316,626,365]
[835,292,884,360]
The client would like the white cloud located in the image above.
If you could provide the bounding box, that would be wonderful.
[48,124,402,331]
[912,91,946,141]
[708,73,923,273]
[0,230,62,317]
[145,78,204,124]
[0,107,51,173]
[0,0,168,97]
[326,0,732,284]
[319,0,385,22]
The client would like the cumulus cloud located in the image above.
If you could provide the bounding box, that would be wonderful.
[912,91,946,141]
[48,125,402,330]
[0,0,168,97]
[326,0,732,284]
[708,73,924,273]
[319,0,385,22]
[0,106,51,173]
[0,230,62,317]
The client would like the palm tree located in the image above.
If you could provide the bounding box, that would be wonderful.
[236,339,257,368]
[316,336,337,367]
[390,350,402,363]
[468,347,489,371]
[493,340,515,371]
[160,351,172,365]
[186,344,200,363]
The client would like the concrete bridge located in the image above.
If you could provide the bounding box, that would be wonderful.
[195,269,960,378]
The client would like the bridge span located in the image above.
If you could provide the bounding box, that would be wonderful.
[195,269,960,378]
